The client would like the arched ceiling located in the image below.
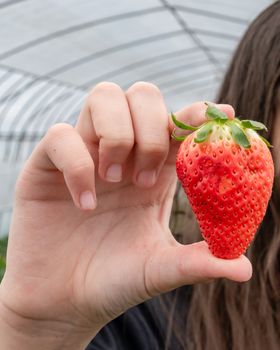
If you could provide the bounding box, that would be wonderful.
[0,0,272,161]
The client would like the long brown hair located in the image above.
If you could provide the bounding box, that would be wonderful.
[169,2,280,350]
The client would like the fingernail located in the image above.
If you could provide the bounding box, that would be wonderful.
[106,164,122,182]
[137,170,157,187]
[80,191,96,210]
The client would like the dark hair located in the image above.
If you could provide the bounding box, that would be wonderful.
[169,2,280,349]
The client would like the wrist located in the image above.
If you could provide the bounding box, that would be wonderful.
[0,292,100,350]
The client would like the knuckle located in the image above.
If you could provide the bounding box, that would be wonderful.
[127,81,161,98]
[138,141,168,157]
[66,159,94,179]
[100,136,134,150]
[119,137,134,149]
[46,123,73,141]
[89,82,122,98]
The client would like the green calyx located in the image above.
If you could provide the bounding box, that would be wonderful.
[171,103,272,148]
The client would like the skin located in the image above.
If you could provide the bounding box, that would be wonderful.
[0,82,252,350]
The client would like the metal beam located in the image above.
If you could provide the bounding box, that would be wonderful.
[0,6,166,60]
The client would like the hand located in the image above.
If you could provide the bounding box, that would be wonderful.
[0,82,252,348]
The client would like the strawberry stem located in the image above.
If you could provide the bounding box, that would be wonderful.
[227,120,251,148]
[170,104,272,149]
[205,103,228,121]
[194,122,214,143]
[171,132,187,142]
[259,135,273,148]
[241,119,268,131]
[171,113,198,131]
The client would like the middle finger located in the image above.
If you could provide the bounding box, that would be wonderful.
[126,82,170,188]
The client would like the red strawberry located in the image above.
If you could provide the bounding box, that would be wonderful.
[172,104,274,259]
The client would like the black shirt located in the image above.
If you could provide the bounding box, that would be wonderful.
[86,286,192,350]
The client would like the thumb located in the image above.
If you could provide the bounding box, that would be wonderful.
[145,241,252,296]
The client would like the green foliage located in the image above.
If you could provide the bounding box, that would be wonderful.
[205,103,228,121]
[0,236,8,281]
[194,121,214,143]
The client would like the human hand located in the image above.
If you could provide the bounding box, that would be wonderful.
[0,82,252,349]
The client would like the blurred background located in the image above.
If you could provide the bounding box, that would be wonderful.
[0,0,273,257]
